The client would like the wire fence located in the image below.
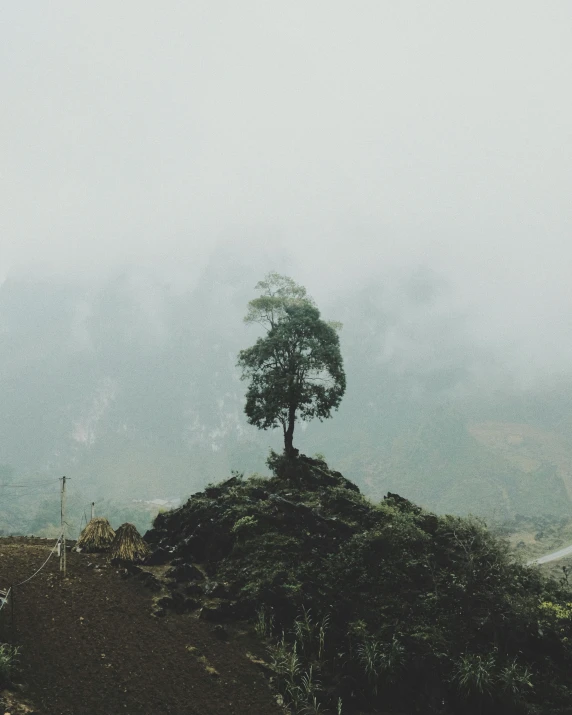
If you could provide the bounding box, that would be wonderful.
[14,534,63,587]
[0,534,63,638]
[1,491,99,587]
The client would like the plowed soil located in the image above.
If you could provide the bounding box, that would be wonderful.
[0,538,282,715]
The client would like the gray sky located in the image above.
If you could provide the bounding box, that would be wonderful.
[2,2,572,375]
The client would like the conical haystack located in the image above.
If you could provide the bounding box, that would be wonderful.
[76,517,116,552]
[109,523,150,563]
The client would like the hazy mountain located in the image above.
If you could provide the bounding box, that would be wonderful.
[2,255,572,525]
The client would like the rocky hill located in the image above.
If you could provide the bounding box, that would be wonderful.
[142,452,572,715]
[4,454,572,714]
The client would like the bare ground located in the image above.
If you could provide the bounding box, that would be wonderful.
[0,538,282,715]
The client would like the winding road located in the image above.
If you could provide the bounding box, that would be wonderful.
[528,544,572,565]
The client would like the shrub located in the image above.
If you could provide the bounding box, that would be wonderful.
[0,643,20,684]
[147,453,572,714]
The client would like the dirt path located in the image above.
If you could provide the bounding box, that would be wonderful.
[0,539,281,715]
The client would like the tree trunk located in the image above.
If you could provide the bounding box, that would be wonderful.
[284,404,296,456]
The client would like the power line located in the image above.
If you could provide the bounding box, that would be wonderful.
[0,489,55,501]
[0,481,59,488]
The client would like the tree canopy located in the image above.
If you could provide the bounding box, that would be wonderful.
[237,273,346,455]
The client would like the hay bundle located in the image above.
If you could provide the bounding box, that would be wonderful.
[76,517,115,552]
[109,523,150,563]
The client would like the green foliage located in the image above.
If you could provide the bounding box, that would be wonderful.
[357,637,384,695]
[451,652,533,714]
[231,515,259,536]
[452,652,496,697]
[498,658,533,702]
[238,274,345,454]
[149,454,572,714]
[269,615,330,714]
[243,272,312,328]
[254,606,275,639]
[0,643,20,684]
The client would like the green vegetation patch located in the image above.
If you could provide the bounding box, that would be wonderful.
[147,453,572,714]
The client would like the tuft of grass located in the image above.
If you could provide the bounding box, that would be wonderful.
[0,643,20,684]
[357,637,384,695]
[267,621,330,715]
[317,614,329,662]
[254,606,275,639]
[186,645,220,677]
[293,607,315,655]
[452,652,496,697]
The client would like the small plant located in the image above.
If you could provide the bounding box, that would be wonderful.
[498,658,533,702]
[384,635,405,683]
[357,637,384,695]
[231,515,259,538]
[452,652,496,698]
[294,606,316,655]
[303,694,324,714]
[271,632,302,682]
[0,643,20,684]
[270,629,330,715]
[254,606,275,639]
[300,665,320,700]
[318,614,330,661]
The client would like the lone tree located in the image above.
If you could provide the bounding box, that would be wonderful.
[237,273,346,456]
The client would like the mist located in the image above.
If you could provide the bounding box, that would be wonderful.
[1,3,572,526]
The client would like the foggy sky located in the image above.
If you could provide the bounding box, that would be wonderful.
[2,2,572,377]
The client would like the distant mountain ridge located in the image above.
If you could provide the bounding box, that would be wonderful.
[2,261,572,521]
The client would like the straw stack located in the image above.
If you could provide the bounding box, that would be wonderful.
[109,523,150,563]
[76,517,116,552]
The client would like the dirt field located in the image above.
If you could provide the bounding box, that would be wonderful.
[0,538,282,715]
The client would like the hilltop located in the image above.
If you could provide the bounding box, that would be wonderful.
[143,452,572,715]
[4,455,572,713]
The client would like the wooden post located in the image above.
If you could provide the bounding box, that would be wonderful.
[60,476,67,577]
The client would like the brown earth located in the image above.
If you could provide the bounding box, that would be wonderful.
[0,538,282,715]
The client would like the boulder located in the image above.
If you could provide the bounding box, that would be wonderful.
[185,582,205,597]
[165,562,205,583]
[199,601,236,622]
[136,571,162,592]
[203,581,229,598]
[156,592,200,614]
[144,546,173,566]
[211,624,229,640]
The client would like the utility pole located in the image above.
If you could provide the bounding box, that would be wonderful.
[60,476,67,577]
